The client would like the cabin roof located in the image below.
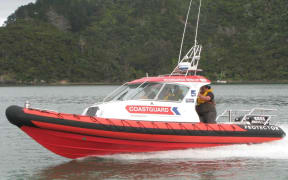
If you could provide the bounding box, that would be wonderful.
[128,75,210,84]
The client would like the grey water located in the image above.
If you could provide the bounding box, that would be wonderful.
[1,84,288,180]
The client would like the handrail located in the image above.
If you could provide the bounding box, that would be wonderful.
[216,108,277,125]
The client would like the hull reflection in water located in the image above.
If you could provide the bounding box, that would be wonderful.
[35,158,243,179]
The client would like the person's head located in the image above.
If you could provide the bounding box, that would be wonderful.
[164,87,171,94]
[174,86,179,93]
[200,85,211,93]
[204,85,211,90]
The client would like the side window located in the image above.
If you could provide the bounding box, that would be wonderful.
[132,83,163,100]
[157,84,189,102]
[117,84,139,101]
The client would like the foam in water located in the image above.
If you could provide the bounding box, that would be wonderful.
[102,124,288,161]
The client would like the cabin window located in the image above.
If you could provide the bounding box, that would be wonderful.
[131,83,163,100]
[157,84,189,102]
[116,84,140,101]
[103,84,129,102]
[104,84,139,102]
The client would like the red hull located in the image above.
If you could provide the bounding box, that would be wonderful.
[6,105,285,159]
[22,126,282,159]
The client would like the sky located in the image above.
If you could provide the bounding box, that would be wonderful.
[0,0,36,26]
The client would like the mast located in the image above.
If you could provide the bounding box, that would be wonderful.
[171,0,202,76]
[178,0,194,64]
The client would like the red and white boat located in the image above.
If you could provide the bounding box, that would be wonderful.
[5,74,286,159]
[5,0,285,159]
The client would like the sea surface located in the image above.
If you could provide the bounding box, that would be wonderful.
[1,84,288,180]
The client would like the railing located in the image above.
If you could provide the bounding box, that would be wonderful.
[216,108,277,125]
[170,44,202,76]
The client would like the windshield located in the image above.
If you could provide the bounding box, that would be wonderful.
[103,83,139,102]
[104,82,189,102]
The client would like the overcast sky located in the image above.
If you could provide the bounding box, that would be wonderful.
[0,0,36,26]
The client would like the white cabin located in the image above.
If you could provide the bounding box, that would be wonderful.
[83,75,210,123]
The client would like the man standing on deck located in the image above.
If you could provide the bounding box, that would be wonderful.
[196,85,217,123]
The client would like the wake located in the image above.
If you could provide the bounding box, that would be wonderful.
[103,124,288,161]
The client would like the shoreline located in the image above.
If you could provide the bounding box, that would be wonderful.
[1,80,288,87]
[212,80,288,85]
[0,81,122,87]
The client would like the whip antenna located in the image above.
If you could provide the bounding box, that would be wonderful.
[171,0,202,76]
[194,0,202,46]
[178,0,193,64]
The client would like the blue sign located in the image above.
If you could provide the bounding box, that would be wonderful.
[191,90,196,97]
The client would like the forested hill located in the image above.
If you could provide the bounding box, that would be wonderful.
[0,0,287,84]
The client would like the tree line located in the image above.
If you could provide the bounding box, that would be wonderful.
[0,0,287,84]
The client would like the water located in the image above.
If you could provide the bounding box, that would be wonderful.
[1,84,288,179]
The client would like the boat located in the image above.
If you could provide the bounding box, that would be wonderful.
[5,0,286,159]
[5,78,286,159]
[216,80,227,84]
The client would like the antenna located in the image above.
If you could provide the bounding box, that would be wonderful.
[194,0,202,46]
[171,0,202,76]
[178,0,193,64]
